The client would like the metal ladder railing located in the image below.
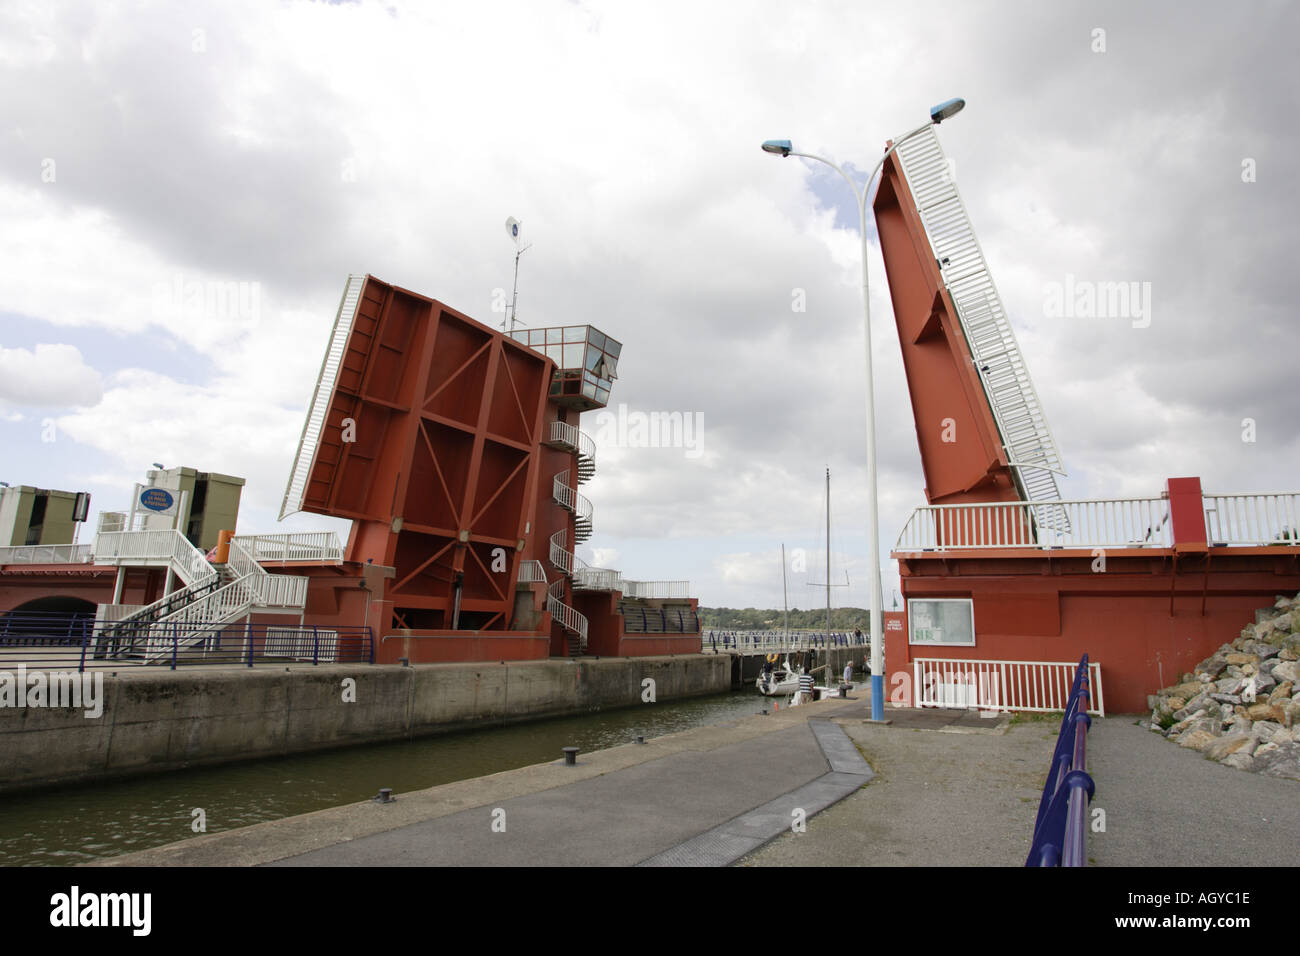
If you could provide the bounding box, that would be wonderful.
[280,273,367,520]
[893,127,1066,514]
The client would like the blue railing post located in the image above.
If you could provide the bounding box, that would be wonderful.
[78,620,89,674]
[171,623,178,670]
[367,627,374,664]
[312,625,319,665]
[245,620,254,668]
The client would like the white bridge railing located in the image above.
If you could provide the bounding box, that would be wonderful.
[1203,493,1300,546]
[233,532,344,564]
[623,580,691,599]
[913,657,1104,716]
[0,543,94,565]
[894,497,1170,552]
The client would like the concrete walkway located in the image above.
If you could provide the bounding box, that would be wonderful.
[94,695,1299,867]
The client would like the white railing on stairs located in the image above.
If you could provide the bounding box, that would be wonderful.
[552,471,593,521]
[549,528,574,576]
[93,529,217,588]
[280,273,367,520]
[893,127,1065,506]
[547,578,588,647]
[549,420,596,461]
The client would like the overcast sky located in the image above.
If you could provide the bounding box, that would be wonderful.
[2,0,1296,615]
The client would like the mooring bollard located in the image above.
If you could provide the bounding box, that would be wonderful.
[562,746,579,766]
[374,788,394,803]
[635,735,645,745]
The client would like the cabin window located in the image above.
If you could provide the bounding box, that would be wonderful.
[908,598,975,646]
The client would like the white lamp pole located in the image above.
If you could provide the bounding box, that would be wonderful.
[763,98,965,721]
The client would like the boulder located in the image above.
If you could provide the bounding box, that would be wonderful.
[1166,681,1205,701]
[1221,752,1256,771]
[1271,660,1300,684]
[1178,729,1217,751]
[1257,744,1299,778]
[1269,681,1293,703]
[1226,652,1260,667]
[1251,721,1284,743]
[1165,696,1187,712]
[1204,733,1255,761]
[1211,693,1242,705]
[1247,702,1276,721]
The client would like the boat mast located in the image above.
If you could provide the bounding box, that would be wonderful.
[782,542,790,645]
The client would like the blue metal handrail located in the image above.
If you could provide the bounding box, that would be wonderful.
[1025,653,1096,867]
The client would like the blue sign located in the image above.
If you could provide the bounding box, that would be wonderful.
[139,488,175,513]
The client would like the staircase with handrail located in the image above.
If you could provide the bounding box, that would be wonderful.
[892,126,1066,525]
[93,531,308,663]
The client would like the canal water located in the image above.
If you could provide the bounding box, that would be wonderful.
[0,688,777,866]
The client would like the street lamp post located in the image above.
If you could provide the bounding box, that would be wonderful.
[763,98,964,721]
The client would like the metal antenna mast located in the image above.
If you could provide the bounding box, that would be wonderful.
[503,217,532,332]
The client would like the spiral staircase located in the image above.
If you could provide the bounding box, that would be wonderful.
[543,420,614,656]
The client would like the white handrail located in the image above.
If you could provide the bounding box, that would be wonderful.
[623,580,692,599]
[517,559,547,583]
[1203,493,1300,546]
[912,657,1104,716]
[232,532,344,563]
[549,420,596,461]
[547,578,588,646]
[0,543,94,565]
[894,497,1170,552]
[552,471,593,521]
[281,273,367,520]
[549,528,574,575]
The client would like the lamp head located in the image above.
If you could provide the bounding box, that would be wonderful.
[929,98,965,124]
[151,462,165,470]
[761,139,793,157]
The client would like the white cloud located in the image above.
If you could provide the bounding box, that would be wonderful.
[0,343,102,407]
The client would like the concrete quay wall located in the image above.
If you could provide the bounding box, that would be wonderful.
[0,655,729,793]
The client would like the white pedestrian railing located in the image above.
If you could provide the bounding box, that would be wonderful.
[575,566,623,591]
[517,559,547,584]
[94,604,146,623]
[913,657,1104,716]
[1203,493,1300,546]
[549,528,574,576]
[549,420,596,461]
[93,529,218,587]
[0,543,94,565]
[552,471,593,521]
[894,497,1170,552]
[547,578,588,648]
[623,580,692,599]
[233,532,344,564]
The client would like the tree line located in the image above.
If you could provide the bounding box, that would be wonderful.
[699,606,873,631]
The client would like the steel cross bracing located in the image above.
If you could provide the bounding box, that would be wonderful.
[280,273,367,521]
[893,128,1066,517]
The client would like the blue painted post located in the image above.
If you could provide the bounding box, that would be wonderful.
[171,623,178,670]
[78,620,89,673]
[312,625,319,665]
[367,626,374,664]
[246,620,254,668]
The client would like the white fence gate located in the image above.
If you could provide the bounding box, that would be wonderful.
[913,657,1104,716]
